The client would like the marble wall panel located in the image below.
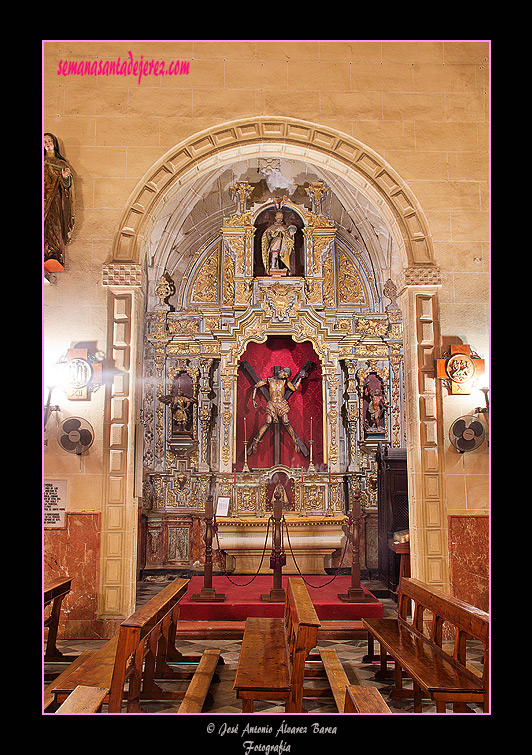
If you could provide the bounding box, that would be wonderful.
[448,514,489,612]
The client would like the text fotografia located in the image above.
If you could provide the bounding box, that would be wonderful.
[57,52,190,84]
[208,720,338,752]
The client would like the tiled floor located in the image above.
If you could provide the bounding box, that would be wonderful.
[45,579,485,715]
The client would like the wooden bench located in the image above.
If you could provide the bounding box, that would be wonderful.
[45,577,220,713]
[55,685,108,714]
[363,577,489,713]
[233,577,320,713]
[344,684,391,713]
[44,577,77,662]
[304,648,390,713]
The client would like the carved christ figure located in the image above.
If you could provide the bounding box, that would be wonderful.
[249,367,307,454]
[261,211,297,274]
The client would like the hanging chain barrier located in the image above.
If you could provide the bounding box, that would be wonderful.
[213,515,272,587]
[212,511,354,590]
[282,513,353,589]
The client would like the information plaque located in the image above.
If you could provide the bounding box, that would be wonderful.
[44,480,67,528]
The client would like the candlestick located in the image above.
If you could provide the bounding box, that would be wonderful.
[308,439,315,473]
[242,440,250,472]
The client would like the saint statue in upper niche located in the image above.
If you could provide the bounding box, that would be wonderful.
[44,133,75,271]
[261,211,297,275]
[160,389,196,433]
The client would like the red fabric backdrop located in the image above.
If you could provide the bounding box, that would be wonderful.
[236,337,323,471]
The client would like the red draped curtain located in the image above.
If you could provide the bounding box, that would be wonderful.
[235,336,323,471]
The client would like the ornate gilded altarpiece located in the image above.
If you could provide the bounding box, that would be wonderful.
[140,183,406,574]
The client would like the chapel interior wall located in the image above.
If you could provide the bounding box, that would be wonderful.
[43,41,489,635]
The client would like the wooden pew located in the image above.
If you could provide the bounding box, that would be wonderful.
[362,577,489,713]
[175,648,222,713]
[46,577,220,713]
[55,685,108,714]
[344,684,391,713]
[305,648,391,714]
[315,648,350,711]
[44,577,77,662]
[43,649,95,711]
[233,577,320,713]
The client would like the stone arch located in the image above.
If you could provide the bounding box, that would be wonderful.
[111,116,436,274]
[100,117,447,619]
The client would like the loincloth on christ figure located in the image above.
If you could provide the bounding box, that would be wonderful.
[265,399,291,422]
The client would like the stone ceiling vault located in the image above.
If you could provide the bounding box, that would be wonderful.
[144,156,399,311]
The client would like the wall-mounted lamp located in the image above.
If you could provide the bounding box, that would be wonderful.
[474,387,489,416]
[43,386,61,430]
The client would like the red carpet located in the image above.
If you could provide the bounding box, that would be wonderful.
[179,575,383,621]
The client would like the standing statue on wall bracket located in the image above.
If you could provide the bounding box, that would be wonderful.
[364,385,389,432]
[261,210,297,276]
[44,133,75,273]
[160,389,196,434]
[249,367,307,455]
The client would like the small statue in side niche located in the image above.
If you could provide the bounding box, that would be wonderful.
[160,389,196,433]
[261,210,297,275]
[44,133,75,271]
[364,385,389,432]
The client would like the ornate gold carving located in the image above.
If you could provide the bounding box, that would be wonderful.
[334,318,352,331]
[303,484,324,511]
[261,281,300,320]
[306,211,335,229]
[237,486,257,513]
[305,278,323,306]
[224,235,246,276]
[235,278,252,306]
[356,317,388,337]
[167,318,200,335]
[167,344,202,358]
[191,248,218,303]
[154,274,174,306]
[221,406,232,466]
[354,342,388,358]
[311,234,334,277]
[229,181,254,214]
[223,210,253,228]
[222,248,234,306]
[322,245,334,307]
[338,250,364,303]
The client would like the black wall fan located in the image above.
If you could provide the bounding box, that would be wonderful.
[57,417,95,455]
[448,415,486,453]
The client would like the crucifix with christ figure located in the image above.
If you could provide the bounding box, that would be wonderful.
[240,360,315,465]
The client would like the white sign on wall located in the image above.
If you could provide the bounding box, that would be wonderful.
[44,480,67,528]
